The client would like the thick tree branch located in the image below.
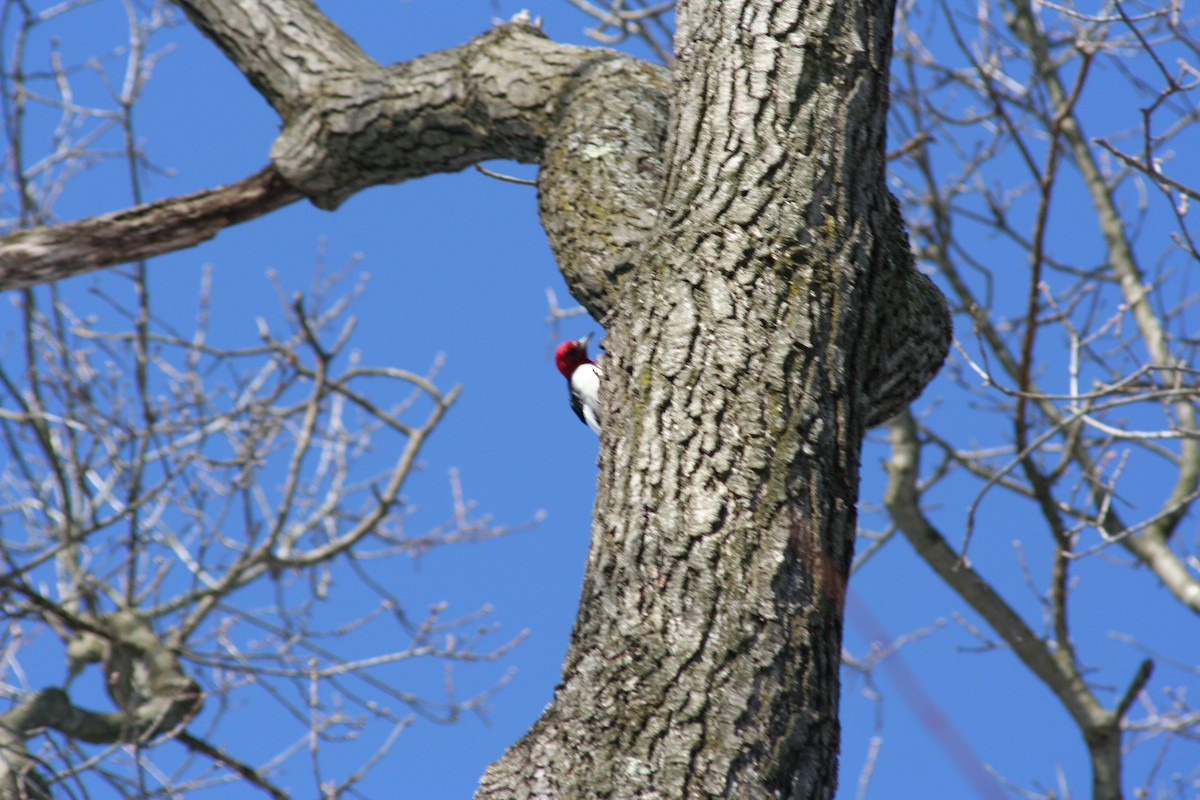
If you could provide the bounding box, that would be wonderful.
[4,11,669,318]
[0,166,302,291]
[0,610,202,799]
[182,0,672,315]
[173,0,374,118]
[885,413,1100,722]
[885,411,1129,800]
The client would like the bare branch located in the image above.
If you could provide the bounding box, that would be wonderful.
[0,166,302,291]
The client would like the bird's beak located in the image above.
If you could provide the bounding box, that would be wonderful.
[578,333,593,347]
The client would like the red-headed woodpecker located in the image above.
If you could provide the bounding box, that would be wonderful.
[554,333,602,434]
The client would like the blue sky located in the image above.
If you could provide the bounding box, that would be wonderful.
[3,1,1198,799]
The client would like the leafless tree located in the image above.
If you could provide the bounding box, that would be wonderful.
[0,0,958,798]
[572,2,1200,799]
[0,2,524,796]
[879,2,1200,798]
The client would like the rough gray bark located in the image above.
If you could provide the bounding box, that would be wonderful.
[0,20,662,300]
[0,0,950,796]
[175,0,375,118]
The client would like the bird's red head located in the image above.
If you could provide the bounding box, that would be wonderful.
[554,334,594,378]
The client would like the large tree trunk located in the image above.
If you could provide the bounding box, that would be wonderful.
[478,1,948,798]
[0,0,948,796]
